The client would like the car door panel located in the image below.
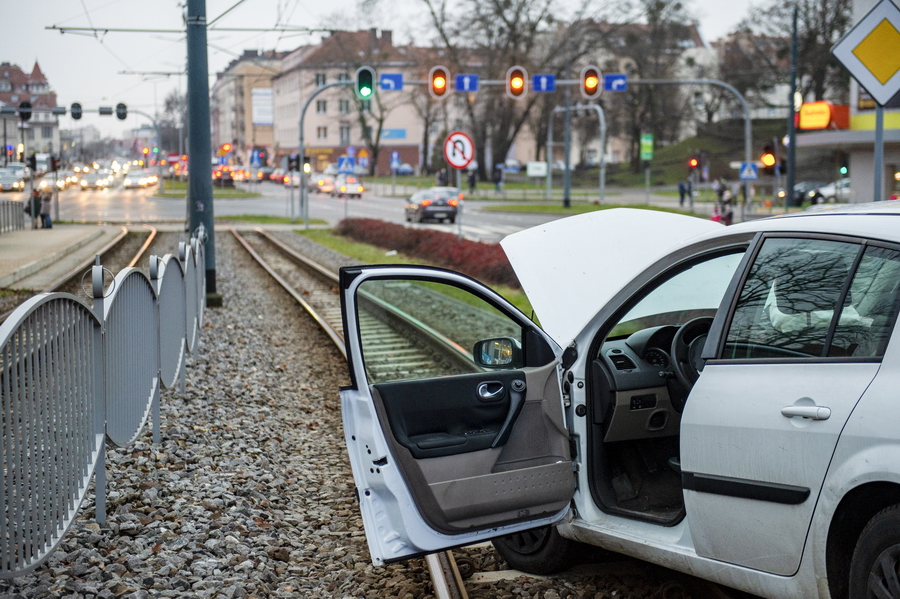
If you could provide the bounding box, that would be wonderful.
[370,361,574,533]
[340,266,575,564]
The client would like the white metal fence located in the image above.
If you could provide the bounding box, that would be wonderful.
[0,201,25,235]
[0,225,207,578]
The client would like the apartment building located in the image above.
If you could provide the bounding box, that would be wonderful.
[0,61,60,162]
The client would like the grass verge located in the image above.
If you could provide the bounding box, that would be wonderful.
[216,214,328,225]
[297,228,535,316]
[479,203,704,217]
[154,190,262,199]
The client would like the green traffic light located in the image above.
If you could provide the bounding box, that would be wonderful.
[840,166,848,175]
[360,86,372,98]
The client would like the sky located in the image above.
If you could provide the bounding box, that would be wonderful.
[6,0,753,139]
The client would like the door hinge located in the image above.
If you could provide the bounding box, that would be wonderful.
[561,342,577,370]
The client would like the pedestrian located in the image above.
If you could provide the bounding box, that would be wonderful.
[467,170,476,194]
[678,179,686,206]
[40,188,53,229]
[493,165,503,193]
[437,168,448,187]
[27,188,41,229]
[721,188,734,226]
[686,178,693,206]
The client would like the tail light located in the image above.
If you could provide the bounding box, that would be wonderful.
[257,172,263,179]
[458,193,464,200]
[420,199,432,207]
[448,199,459,206]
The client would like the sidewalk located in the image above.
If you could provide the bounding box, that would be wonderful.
[0,224,126,291]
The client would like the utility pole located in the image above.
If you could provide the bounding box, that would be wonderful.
[563,60,572,208]
[786,7,798,207]
[186,0,218,303]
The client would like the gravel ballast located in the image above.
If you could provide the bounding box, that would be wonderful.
[1,230,745,599]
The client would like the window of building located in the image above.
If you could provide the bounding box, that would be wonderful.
[316,100,327,114]
[41,126,52,139]
[337,73,350,82]
[362,125,373,140]
[340,123,351,145]
[339,99,351,114]
[315,73,327,87]
[317,126,328,140]
[26,129,34,141]
[0,81,11,92]
[360,100,371,113]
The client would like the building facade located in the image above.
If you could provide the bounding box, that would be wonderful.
[0,61,59,164]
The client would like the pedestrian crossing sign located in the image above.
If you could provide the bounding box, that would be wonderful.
[739,162,758,181]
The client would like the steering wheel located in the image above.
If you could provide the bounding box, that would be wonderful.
[670,316,715,406]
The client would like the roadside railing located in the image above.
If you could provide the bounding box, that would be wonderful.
[0,225,207,579]
[0,200,24,235]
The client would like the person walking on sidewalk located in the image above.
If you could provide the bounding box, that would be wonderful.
[678,180,687,206]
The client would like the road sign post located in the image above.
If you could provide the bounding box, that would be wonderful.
[640,134,653,205]
[832,0,900,201]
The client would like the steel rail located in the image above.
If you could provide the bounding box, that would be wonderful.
[229,227,469,599]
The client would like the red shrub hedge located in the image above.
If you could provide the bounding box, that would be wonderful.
[335,218,521,288]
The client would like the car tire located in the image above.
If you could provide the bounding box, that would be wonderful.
[491,526,579,575]
[849,504,900,598]
[449,217,456,224]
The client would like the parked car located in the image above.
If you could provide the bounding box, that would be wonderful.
[339,204,900,598]
[404,186,461,223]
[819,178,852,202]
[395,163,415,175]
[332,174,364,198]
[788,181,827,206]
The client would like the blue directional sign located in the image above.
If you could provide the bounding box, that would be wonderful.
[358,156,369,168]
[532,74,556,92]
[338,156,355,174]
[380,73,403,91]
[390,151,401,169]
[604,74,628,92]
[739,162,758,181]
[455,74,479,92]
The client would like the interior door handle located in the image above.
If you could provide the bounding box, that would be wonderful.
[492,379,527,448]
[781,405,831,420]
[477,381,505,401]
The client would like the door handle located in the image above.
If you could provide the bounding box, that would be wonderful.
[492,379,527,448]
[781,405,831,421]
[477,381,506,401]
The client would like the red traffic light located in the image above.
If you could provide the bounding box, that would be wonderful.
[760,152,776,167]
[688,157,699,169]
[506,66,527,99]
[142,147,150,155]
[221,143,233,153]
[581,66,602,99]
[429,66,449,99]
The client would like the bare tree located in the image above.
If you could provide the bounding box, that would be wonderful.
[733,0,852,102]
[159,90,187,154]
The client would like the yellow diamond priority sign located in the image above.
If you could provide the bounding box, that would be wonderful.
[833,0,900,105]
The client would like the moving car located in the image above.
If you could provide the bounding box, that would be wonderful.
[404,186,461,223]
[339,205,900,599]
[788,181,827,206]
[315,175,335,195]
[331,174,363,198]
[79,172,110,189]
[0,171,24,191]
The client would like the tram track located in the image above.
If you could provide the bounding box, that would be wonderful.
[229,226,760,599]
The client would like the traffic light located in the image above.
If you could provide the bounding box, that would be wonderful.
[28,154,37,171]
[839,155,849,177]
[688,156,699,171]
[50,156,59,172]
[429,65,450,99]
[18,101,32,121]
[71,103,82,120]
[142,147,150,156]
[116,103,127,120]
[760,145,776,175]
[355,66,376,100]
[288,154,300,171]
[506,66,527,100]
[221,142,232,153]
[580,65,602,99]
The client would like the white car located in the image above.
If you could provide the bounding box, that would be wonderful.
[339,205,900,598]
[819,178,852,202]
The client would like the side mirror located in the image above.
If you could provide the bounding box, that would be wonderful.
[473,337,523,369]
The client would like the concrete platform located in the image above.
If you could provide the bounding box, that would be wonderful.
[0,224,127,291]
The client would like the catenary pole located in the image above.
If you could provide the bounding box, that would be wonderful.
[186,0,217,297]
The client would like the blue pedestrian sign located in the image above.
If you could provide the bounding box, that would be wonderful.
[532,74,556,92]
[739,162,758,181]
[338,156,355,174]
[455,74,479,92]
[604,74,628,92]
[390,151,401,169]
[380,73,403,91]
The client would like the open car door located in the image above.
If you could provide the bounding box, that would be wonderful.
[339,265,576,565]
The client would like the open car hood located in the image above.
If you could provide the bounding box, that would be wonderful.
[500,209,724,347]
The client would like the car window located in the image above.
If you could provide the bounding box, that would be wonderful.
[608,252,745,338]
[723,238,900,359]
[355,278,524,384]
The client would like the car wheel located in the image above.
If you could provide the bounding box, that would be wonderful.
[492,526,579,575]
[449,217,456,224]
[850,504,900,598]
